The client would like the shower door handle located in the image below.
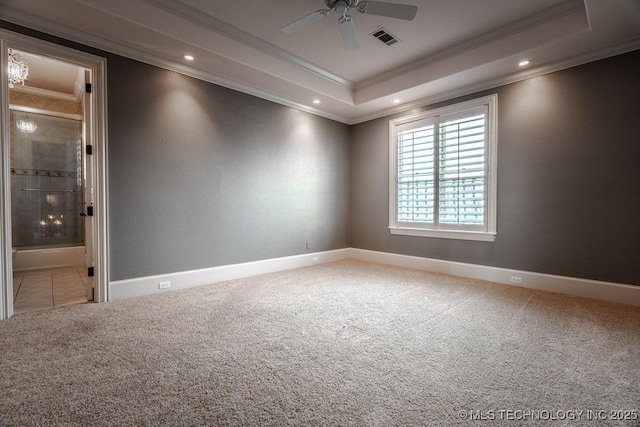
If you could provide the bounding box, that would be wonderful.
[80,206,94,217]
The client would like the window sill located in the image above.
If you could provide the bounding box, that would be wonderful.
[389,227,497,242]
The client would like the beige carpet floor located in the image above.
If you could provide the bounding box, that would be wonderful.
[0,260,639,426]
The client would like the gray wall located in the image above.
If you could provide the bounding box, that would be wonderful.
[351,50,640,286]
[108,57,350,280]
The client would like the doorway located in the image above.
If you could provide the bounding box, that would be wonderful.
[1,30,109,319]
[10,103,88,313]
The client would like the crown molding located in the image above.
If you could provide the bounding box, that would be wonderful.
[349,37,640,124]
[0,6,352,123]
[356,0,587,91]
[141,0,354,89]
[10,84,79,103]
[73,81,84,103]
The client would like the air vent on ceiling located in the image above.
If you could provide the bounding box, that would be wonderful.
[371,28,399,46]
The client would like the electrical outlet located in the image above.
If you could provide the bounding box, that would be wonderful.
[510,276,522,284]
[312,257,318,264]
[158,281,171,289]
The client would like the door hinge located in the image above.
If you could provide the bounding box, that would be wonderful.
[85,83,92,94]
[86,145,93,155]
[88,267,95,277]
[86,206,94,217]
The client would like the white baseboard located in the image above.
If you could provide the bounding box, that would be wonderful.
[110,247,640,307]
[349,248,640,307]
[110,249,351,301]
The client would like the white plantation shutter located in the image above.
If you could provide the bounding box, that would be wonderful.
[390,95,497,241]
[396,118,435,224]
[438,107,487,230]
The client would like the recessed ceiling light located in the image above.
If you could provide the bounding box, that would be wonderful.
[313,99,320,104]
[393,99,401,104]
[184,54,195,61]
[518,59,530,67]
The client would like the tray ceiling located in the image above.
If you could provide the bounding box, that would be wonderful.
[1,0,639,123]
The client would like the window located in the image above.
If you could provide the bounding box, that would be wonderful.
[389,95,497,241]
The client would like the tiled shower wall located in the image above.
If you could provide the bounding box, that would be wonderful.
[10,105,83,248]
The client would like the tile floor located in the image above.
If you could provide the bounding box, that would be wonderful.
[13,267,89,314]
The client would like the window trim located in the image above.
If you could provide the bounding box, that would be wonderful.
[388,94,498,242]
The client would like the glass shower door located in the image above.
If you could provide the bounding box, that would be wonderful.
[10,110,84,249]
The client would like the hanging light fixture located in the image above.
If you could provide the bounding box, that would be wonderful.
[8,49,29,88]
[17,119,37,134]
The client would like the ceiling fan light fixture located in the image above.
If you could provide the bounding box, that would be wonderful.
[357,1,418,20]
[334,0,350,15]
[281,9,329,34]
[339,14,359,50]
[282,0,418,50]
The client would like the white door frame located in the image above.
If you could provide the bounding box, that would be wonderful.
[0,29,109,319]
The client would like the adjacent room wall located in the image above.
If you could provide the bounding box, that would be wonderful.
[351,50,640,286]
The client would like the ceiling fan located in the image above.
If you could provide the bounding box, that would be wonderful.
[281,0,418,50]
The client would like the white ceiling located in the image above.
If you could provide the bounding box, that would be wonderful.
[1,0,639,124]
[11,50,82,96]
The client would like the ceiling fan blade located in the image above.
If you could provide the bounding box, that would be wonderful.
[357,1,418,20]
[339,15,359,50]
[281,9,330,34]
